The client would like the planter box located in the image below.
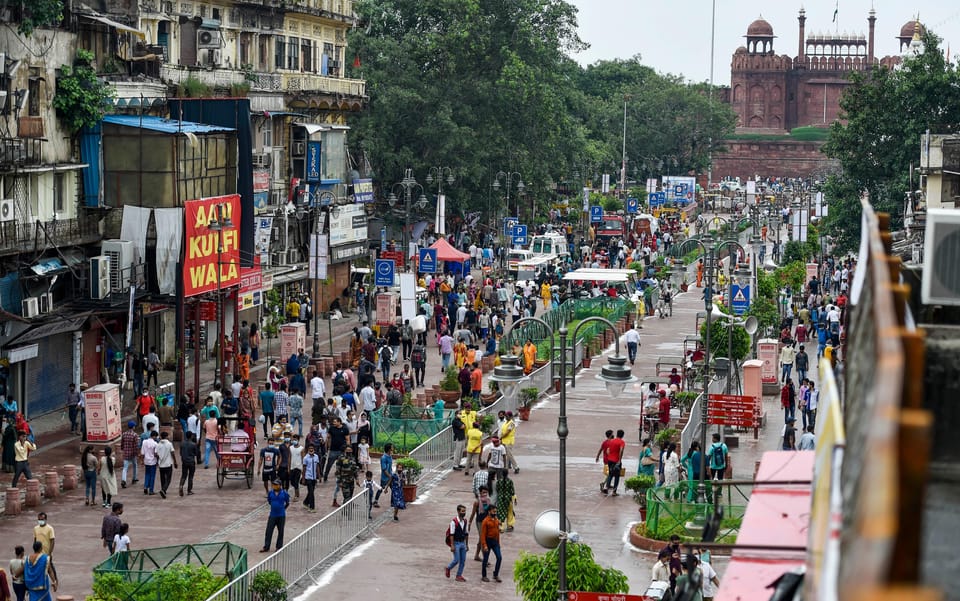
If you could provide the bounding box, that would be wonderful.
[402,484,418,502]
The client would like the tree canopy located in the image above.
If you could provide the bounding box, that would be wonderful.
[346,0,735,228]
[822,30,960,251]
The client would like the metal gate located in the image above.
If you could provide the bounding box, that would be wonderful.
[25,333,74,417]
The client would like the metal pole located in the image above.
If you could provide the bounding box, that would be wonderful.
[216,221,223,387]
[621,97,628,199]
[557,326,568,601]
[707,0,716,191]
[698,247,713,504]
[726,259,734,394]
[312,208,321,359]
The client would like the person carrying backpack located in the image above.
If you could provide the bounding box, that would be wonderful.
[332,365,348,396]
[410,344,426,388]
[707,433,728,481]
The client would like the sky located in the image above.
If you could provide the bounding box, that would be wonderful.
[567,0,960,86]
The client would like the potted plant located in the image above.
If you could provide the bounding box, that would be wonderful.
[250,570,288,601]
[673,391,698,416]
[581,339,597,368]
[518,387,539,421]
[477,413,497,436]
[481,381,500,406]
[396,457,423,502]
[438,367,461,408]
[654,427,679,450]
[624,474,657,521]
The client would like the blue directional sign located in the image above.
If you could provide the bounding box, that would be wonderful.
[503,217,519,237]
[731,284,751,315]
[375,259,395,286]
[626,197,639,213]
[512,224,528,246]
[380,227,387,252]
[649,192,666,207]
[306,142,321,183]
[590,205,603,223]
[419,248,438,274]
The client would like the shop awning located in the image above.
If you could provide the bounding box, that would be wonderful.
[293,123,329,136]
[4,314,89,347]
[79,14,146,38]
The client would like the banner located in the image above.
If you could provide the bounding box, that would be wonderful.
[237,262,263,312]
[184,195,241,298]
[154,208,183,295]
[309,233,328,280]
[120,205,150,266]
[436,194,446,235]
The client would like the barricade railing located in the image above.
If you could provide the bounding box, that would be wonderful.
[645,481,750,541]
[205,490,370,601]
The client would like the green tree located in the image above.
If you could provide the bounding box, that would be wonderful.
[53,50,114,133]
[513,543,628,601]
[699,310,751,362]
[822,29,960,252]
[15,0,63,36]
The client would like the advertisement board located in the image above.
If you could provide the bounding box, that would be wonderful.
[84,383,122,442]
[237,264,263,312]
[376,293,396,326]
[329,203,368,246]
[662,175,697,204]
[757,339,779,384]
[353,178,374,203]
[184,195,241,297]
[281,323,306,359]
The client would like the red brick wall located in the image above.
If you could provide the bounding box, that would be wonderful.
[712,139,839,180]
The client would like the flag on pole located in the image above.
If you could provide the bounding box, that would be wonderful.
[832,1,838,23]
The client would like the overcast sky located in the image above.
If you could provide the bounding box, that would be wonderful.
[567,0,960,86]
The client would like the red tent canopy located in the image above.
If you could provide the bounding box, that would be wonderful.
[429,238,470,262]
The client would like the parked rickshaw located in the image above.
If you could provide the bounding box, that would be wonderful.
[216,433,254,489]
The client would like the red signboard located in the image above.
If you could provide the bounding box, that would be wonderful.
[184,195,241,297]
[707,393,759,428]
[198,301,217,322]
[253,169,270,192]
[239,266,262,296]
[380,250,404,266]
[567,593,646,601]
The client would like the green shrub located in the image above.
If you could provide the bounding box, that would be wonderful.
[250,570,287,601]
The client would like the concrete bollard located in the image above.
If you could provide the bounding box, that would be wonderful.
[61,465,78,491]
[4,488,21,515]
[44,472,59,498]
[25,479,41,507]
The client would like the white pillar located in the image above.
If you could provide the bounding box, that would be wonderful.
[73,331,82,386]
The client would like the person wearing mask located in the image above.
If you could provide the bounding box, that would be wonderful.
[260,479,290,553]
[155,431,177,499]
[140,430,160,495]
[179,431,200,496]
[479,506,503,583]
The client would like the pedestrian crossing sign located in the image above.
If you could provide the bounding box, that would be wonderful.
[419,248,438,273]
[731,284,750,315]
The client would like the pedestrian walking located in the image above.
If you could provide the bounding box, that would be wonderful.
[596,429,625,495]
[259,479,290,553]
[444,505,469,582]
[361,470,381,519]
[332,452,358,508]
[120,421,139,488]
[499,412,520,474]
[10,545,26,601]
[81,446,98,506]
[301,445,320,512]
[258,438,280,495]
[11,431,35,488]
[23,541,56,600]
[389,462,406,521]
[480,506,503,582]
[100,503,123,555]
[155,431,177,498]
[495,473,516,533]
[65,383,82,436]
[98,447,118,507]
[708,433,729,481]
[623,326,641,365]
[469,486,494,562]
[178,431,200,496]
[140,430,159,495]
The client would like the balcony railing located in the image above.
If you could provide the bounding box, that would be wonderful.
[159,65,365,98]
[0,138,43,168]
[0,216,100,255]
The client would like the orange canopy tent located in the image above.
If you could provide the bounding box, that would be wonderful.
[429,238,470,262]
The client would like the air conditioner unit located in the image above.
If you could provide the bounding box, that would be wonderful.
[0,198,13,222]
[90,256,111,299]
[923,208,960,305]
[38,292,53,314]
[271,250,287,266]
[252,153,271,168]
[21,297,38,318]
[292,141,306,157]
[102,239,137,292]
[197,28,220,50]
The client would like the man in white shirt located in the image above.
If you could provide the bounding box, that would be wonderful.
[155,431,178,498]
[142,408,160,434]
[699,556,721,601]
[231,379,242,401]
[481,437,508,478]
[798,425,816,450]
[806,382,820,429]
[310,371,325,405]
[359,382,377,413]
[623,327,641,365]
[141,430,160,495]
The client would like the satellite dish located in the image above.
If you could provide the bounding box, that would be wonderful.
[743,316,759,335]
[533,510,571,549]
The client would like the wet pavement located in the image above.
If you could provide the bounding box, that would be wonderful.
[0,263,797,601]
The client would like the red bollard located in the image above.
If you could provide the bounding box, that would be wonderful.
[44,472,59,498]
[61,465,78,491]
[25,479,41,507]
[4,488,21,515]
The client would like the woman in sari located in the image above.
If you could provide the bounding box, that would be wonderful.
[350,330,363,370]
[23,541,56,601]
[638,438,656,478]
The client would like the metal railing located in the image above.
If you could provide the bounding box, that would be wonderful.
[645,480,750,541]
[0,216,99,255]
[680,392,704,455]
[206,490,370,601]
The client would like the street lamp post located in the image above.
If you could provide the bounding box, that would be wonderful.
[493,171,525,220]
[207,204,234,387]
[388,169,428,260]
[492,316,635,601]
[311,190,336,359]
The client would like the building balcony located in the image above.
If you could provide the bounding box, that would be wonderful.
[159,64,366,99]
[0,216,100,256]
[0,138,44,170]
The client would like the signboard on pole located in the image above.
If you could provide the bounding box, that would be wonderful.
[731,284,750,315]
[626,197,639,213]
[567,592,646,601]
[806,262,818,284]
[419,248,438,273]
[353,178,374,203]
[512,224,528,246]
[306,141,321,183]
[237,264,264,312]
[503,217,519,237]
[590,205,603,223]
[707,394,759,428]
[375,259,395,286]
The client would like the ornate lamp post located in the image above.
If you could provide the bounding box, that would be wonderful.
[493,171,525,219]
[491,316,635,601]
[387,169,428,259]
[311,190,336,359]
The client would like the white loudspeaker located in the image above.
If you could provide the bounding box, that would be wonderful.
[533,510,571,550]
[763,258,779,270]
[710,305,728,321]
[743,316,759,335]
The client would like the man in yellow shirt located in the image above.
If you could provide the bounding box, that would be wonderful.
[522,339,537,374]
[540,281,551,310]
[12,431,36,487]
[33,511,55,556]
[463,424,483,475]
[285,298,301,323]
[499,411,519,474]
[459,403,478,432]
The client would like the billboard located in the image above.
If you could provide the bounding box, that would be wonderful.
[184,195,241,298]
[330,203,368,246]
[662,175,697,204]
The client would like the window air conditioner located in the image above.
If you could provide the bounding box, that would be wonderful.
[90,256,111,299]
[102,239,137,292]
[0,198,13,222]
[21,297,38,318]
[922,208,960,305]
[38,292,53,314]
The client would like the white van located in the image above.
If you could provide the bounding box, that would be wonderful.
[507,249,534,276]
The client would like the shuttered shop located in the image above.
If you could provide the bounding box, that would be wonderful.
[25,333,74,417]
